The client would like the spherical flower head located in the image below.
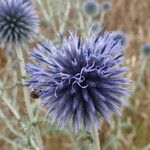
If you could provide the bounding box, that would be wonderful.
[101,0,112,12]
[110,31,128,48]
[0,0,39,48]
[82,0,100,17]
[26,28,130,131]
[141,43,150,58]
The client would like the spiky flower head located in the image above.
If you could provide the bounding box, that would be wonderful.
[0,0,39,48]
[82,0,100,17]
[110,31,128,48]
[141,43,150,58]
[101,0,112,12]
[91,22,102,33]
[26,28,130,131]
[22,0,34,5]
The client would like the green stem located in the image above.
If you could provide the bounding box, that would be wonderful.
[87,16,92,29]
[16,47,33,120]
[135,59,147,91]
[92,125,101,150]
[100,11,106,25]
[59,0,71,33]
[77,0,84,32]
[15,47,43,150]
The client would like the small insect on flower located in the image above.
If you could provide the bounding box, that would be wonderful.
[82,0,100,17]
[30,89,41,99]
[26,28,130,131]
[101,0,112,12]
[141,43,150,58]
[0,0,39,48]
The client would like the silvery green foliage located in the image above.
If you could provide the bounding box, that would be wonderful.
[26,28,130,131]
[0,0,39,48]
[82,0,100,17]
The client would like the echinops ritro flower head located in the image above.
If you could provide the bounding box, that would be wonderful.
[0,0,39,48]
[141,43,150,58]
[101,0,112,12]
[110,31,128,48]
[82,0,100,17]
[26,28,130,131]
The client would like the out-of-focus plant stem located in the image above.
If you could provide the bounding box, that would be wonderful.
[0,134,23,149]
[92,125,101,150]
[12,70,18,108]
[100,11,106,25]
[16,47,33,124]
[0,110,23,138]
[36,0,49,20]
[76,0,84,32]
[1,93,20,120]
[135,59,147,91]
[59,0,71,33]
[0,66,20,120]
[87,16,92,29]
[15,47,43,150]
[37,0,57,34]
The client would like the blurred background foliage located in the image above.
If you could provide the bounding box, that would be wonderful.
[0,0,150,150]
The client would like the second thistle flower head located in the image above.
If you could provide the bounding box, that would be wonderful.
[101,0,112,12]
[141,43,150,58]
[26,28,130,131]
[82,0,100,17]
[110,31,128,47]
[0,0,39,48]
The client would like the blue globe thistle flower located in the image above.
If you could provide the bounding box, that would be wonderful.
[101,0,112,12]
[141,43,150,58]
[22,0,33,4]
[26,28,130,131]
[110,31,128,48]
[82,0,100,17]
[0,0,39,48]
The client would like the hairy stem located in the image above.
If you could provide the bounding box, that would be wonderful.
[92,125,101,150]
[100,11,106,25]
[59,0,71,33]
[135,59,147,91]
[16,47,43,150]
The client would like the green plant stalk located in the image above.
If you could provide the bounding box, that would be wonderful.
[0,134,23,149]
[59,0,71,33]
[15,47,43,150]
[40,0,57,33]
[100,11,106,25]
[135,59,147,91]
[87,16,92,29]
[77,0,84,32]
[16,47,33,122]
[92,125,101,150]
[1,94,20,120]
[0,110,23,138]
[36,0,49,20]
[0,63,20,120]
